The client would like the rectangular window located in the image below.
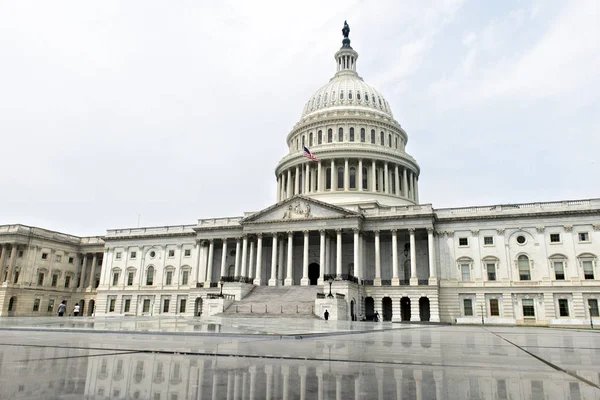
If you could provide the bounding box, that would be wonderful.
[578,232,590,242]
[558,299,569,317]
[550,233,560,243]
[112,272,119,286]
[47,299,55,312]
[589,299,599,317]
[458,237,468,247]
[123,299,131,313]
[522,299,535,318]
[56,255,62,262]
[168,249,175,258]
[463,299,473,316]
[179,299,186,313]
[127,271,134,286]
[18,250,23,258]
[64,276,71,288]
[109,298,116,312]
[487,263,496,281]
[68,257,74,264]
[166,271,173,285]
[483,236,494,245]
[583,261,594,279]
[554,261,565,280]
[41,253,48,260]
[182,271,189,285]
[51,274,58,287]
[143,299,151,313]
[115,252,122,260]
[461,264,470,281]
[489,299,500,316]
[130,251,137,259]
[37,273,44,286]
[163,299,170,313]
[33,298,40,312]
[184,249,191,257]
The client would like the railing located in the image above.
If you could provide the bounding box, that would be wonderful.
[316,293,326,299]
[323,273,359,284]
[207,293,234,300]
[335,293,345,299]
[381,280,391,286]
[220,276,254,284]
[209,282,219,288]
[363,279,374,285]
[400,279,410,285]
[418,279,429,286]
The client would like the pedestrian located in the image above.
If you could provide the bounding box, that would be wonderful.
[374,311,380,322]
[324,309,329,321]
[73,303,80,317]
[57,301,66,317]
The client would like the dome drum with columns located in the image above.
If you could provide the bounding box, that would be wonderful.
[275,25,420,207]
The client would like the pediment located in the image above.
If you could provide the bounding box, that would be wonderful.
[242,196,360,224]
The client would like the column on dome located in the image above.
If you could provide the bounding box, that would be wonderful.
[301,231,309,286]
[384,162,389,194]
[330,159,336,191]
[374,231,381,286]
[206,239,215,283]
[428,228,437,284]
[318,230,325,285]
[287,170,292,199]
[378,167,384,194]
[394,165,400,196]
[414,174,419,203]
[234,238,241,277]
[371,160,376,192]
[254,234,263,285]
[310,165,316,192]
[277,175,282,201]
[220,239,228,279]
[336,229,342,275]
[409,228,418,285]
[409,171,414,201]
[269,234,277,286]
[344,158,349,191]
[403,168,409,198]
[285,232,294,285]
[358,159,363,191]
[294,166,300,195]
[391,229,399,286]
[317,161,322,192]
[305,164,310,194]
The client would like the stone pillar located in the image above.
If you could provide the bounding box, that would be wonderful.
[376,368,384,400]
[88,253,98,289]
[211,368,220,400]
[414,370,422,400]
[204,239,214,284]
[220,239,228,279]
[278,237,285,285]
[409,228,417,285]
[301,231,309,285]
[79,254,87,289]
[331,159,336,191]
[299,366,307,400]
[305,163,310,194]
[248,239,255,280]
[254,234,263,285]
[384,162,389,194]
[6,245,17,284]
[285,232,294,286]
[402,168,408,198]
[336,375,342,400]
[353,229,359,279]
[277,175,281,201]
[0,245,6,282]
[287,169,292,199]
[414,174,419,203]
[265,365,273,400]
[427,228,437,284]
[317,369,324,400]
[374,231,381,285]
[294,166,300,195]
[344,158,349,191]
[317,161,322,192]
[233,373,241,400]
[226,371,234,400]
[249,366,257,400]
[392,229,399,286]
[269,234,278,286]
[240,235,248,278]
[325,235,330,275]
[310,165,316,193]
[282,366,290,400]
[358,159,363,191]
[371,160,377,192]
[394,165,400,196]
[318,230,325,284]
[336,229,342,276]
[234,238,241,277]
[409,171,414,201]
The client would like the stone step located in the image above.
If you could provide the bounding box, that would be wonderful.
[223,302,315,315]
[238,285,321,303]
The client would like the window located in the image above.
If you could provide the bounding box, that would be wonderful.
[37,272,44,286]
[388,134,392,147]
[127,271,134,286]
[326,168,332,190]
[583,260,594,279]
[516,235,526,244]
[395,137,398,149]
[51,274,58,287]
[578,232,590,242]
[123,299,131,313]
[163,299,170,313]
[459,237,468,247]
[42,253,48,260]
[146,267,154,285]
[518,255,531,281]
[550,233,561,243]
[68,257,74,264]
[115,252,122,260]
[130,251,137,259]
[327,129,332,143]
[487,263,496,281]
[522,299,535,317]
[338,128,343,142]
[18,250,23,258]
[182,271,189,285]
[47,299,55,312]
[348,90,353,100]
[461,264,471,281]
[589,299,599,317]
[463,299,473,316]
[8,297,16,312]
[109,298,116,312]
[184,249,191,257]
[179,299,186,313]
[33,298,40,312]
[370,129,375,144]
[112,272,119,286]
[489,299,500,316]
[309,132,313,146]
[362,167,368,190]
[380,131,384,145]
[56,255,62,262]
[349,167,356,189]
[168,250,175,258]
[301,136,305,148]
[554,261,565,280]
[318,130,322,144]
[360,128,365,142]
[143,299,151,313]
[357,92,361,100]
[339,91,344,100]
[166,271,173,285]
[149,251,156,258]
[337,167,343,189]
[349,127,354,142]
[484,236,494,245]
[558,299,569,317]
[64,276,71,288]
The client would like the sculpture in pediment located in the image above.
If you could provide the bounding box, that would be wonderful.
[283,202,312,220]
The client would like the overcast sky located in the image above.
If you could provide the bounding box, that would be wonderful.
[0,0,598,236]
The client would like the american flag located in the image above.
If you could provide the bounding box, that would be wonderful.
[303,146,319,162]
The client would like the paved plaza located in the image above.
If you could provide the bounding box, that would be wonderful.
[0,318,599,399]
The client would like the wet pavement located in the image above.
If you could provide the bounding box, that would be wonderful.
[0,317,598,399]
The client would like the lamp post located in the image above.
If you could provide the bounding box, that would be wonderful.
[589,305,594,330]
[480,304,484,326]
[327,278,334,298]
[219,280,223,297]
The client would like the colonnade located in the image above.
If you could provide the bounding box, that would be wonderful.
[276,158,418,203]
[0,243,19,283]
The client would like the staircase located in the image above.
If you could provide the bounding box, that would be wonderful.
[221,286,320,318]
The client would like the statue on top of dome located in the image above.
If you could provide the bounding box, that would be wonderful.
[342,21,350,38]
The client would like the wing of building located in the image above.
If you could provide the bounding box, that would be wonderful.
[1,24,599,326]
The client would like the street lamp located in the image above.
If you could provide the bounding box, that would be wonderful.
[480,304,484,326]
[589,305,594,330]
[219,280,223,297]
[327,278,334,298]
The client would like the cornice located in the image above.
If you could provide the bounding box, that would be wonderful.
[105,231,197,241]
[434,209,600,223]
[288,115,406,142]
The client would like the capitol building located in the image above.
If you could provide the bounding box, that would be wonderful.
[1,24,599,327]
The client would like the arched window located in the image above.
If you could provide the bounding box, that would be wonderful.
[360,128,365,142]
[337,167,344,189]
[327,129,333,143]
[388,134,392,147]
[349,167,356,189]
[362,167,368,189]
[338,128,343,142]
[518,255,531,281]
[349,127,355,142]
[395,136,398,149]
[146,266,154,286]
[326,168,332,190]
[8,296,16,312]
[380,131,384,145]
[296,139,299,150]
[318,130,322,145]
[365,93,369,102]
[391,171,396,193]
[339,91,344,100]
[370,129,375,144]
[357,92,361,101]
[457,257,473,281]
[483,257,499,281]
[549,254,567,280]
[302,136,305,148]
[348,90,353,100]
[324,93,328,103]
[578,253,596,280]
[309,132,313,146]
[375,170,379,191]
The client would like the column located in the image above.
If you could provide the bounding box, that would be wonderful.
[325,234,330,275]
[402,168,408,197]
[331,159,336,191]
[278,236,285,285]
[6,245,17,284]
[211,369,220,400]
[269,234,278,286]
[220,239,228,279]
[318,230,325,284]
[310,165,316,193]
[305,163,310,194]
[317,161,322,192]
[344,158,349,191]
[336,229,342,276]
[427,228,437,284]
[265,365,273,400]
[392,229,399,285]
[384,162,389,194]
[409,228,418,285]
[371,160,376,192]
[287,169,292,199]
[233,373,241,400]
[299,366,307,400]
[277,175,282,201]
[394,165,400,196]
[79,254,87,288]
[374,231,381,286]
[206,239,215,283]
[254,234,263,285]
[281,366,290,400]
[249,366,257,400]
[0,245,6,282]
[198,242,207,283]
[414,370,423,400]
[317,369,324,400]
[409,171,414,201]
[414,174,419,203]
[240,236,248,278]
[88,253,98,289]
[353,229,359,279]
[358,159,363,191]
[234,238,241,277]
[301,231,309,285]
[227,371,234,400]
[248,239,255,280]
[285,232,294,285]
[294,166,300,195]
[336,375,342,400]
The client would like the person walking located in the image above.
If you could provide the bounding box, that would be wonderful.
[57,301,66,317]
[73,303,80,317]
[324,309,329,321]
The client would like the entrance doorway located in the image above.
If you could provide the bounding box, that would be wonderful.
[88,300,95,316]
[79,300,85,316]
[419,297,430,321]
[195,298,203,317]
[350,299,356,321]
[401,297,411,321]
[308,263,320,285]
[382,297,392,321]
[365,297,374,321]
